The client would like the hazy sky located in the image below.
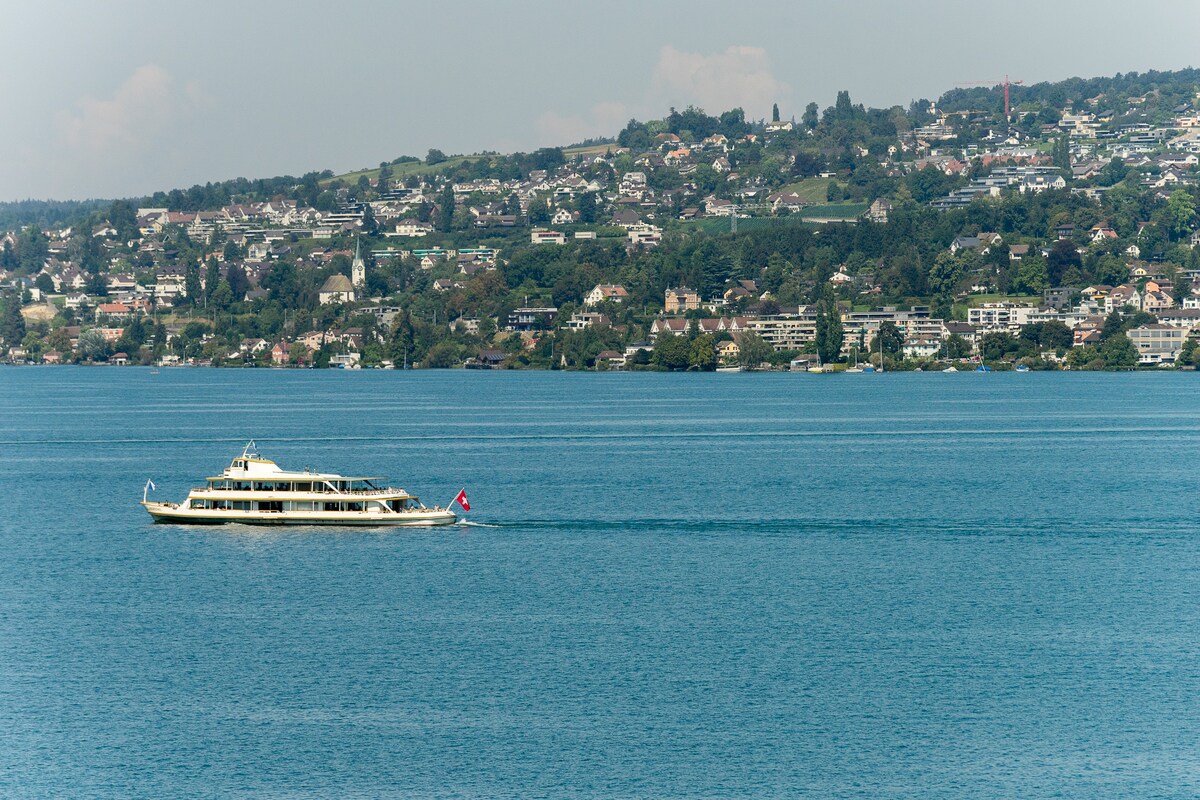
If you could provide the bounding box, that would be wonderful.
[2,0,1197,201]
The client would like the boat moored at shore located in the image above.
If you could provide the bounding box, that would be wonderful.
[141,443,463,526]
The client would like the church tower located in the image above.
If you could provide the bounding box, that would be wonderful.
[351,237,366,288]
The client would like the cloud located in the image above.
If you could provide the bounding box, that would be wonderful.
[535,101,631,148]
[56,64,196,156]
[651,45,788,117]
[533,45,790,148]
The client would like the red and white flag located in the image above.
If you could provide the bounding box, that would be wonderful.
[454,489,471,512]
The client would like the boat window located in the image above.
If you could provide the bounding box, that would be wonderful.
[295,482,312,492]
[346,502,363,512]
[257,501,283,512]
[190,499,204,509]
[324,502,339,512]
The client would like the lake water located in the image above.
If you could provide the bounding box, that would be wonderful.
[2,367,1199,798]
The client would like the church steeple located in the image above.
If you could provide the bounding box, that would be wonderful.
[351,236,365,288]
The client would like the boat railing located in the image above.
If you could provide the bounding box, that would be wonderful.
[193,486,407,497]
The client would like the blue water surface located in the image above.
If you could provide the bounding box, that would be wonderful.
[1,367,1198,798]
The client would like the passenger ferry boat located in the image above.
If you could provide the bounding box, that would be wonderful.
[141,443,461,526]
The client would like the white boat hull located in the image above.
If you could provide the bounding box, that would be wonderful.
[142,502,457,527]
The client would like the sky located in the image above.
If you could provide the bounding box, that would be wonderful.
[1,0,1198,201]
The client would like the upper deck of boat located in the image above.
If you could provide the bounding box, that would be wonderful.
[207,455,385,484]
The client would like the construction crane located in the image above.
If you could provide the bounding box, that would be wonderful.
[954,75,1024,117]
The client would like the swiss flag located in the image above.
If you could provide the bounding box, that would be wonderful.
[454,489,471,512]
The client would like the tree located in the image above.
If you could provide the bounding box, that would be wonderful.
[803,102,819,130]
[577,192,597,224]
[980,331,1019,361]
[205,258,220,300]
[527,197,550,225]
[361,203,379,236]
[814,300,844,364]
[870,321,903,356]
[0,291,25,346]
[772,103,780,123]
[76,328,110,361]
[738,332,773,367]
[0,240,16,270]
[1100,310,1124,341]
[289,342,309,365]
[835,90,853,119]
[1099,333,1137,368]
[426,148,447,165]
[210,279,233,310]
[1164,190,1197,240]
[184,259,201,304]
[688,334,717,371]
[1046,239,1081,286]
[1012,254,1050,295]
[939,334,970,359]
[652,332,690,370]
[928,251,965,301]
[226,264,249,302]
[437,186,455,232]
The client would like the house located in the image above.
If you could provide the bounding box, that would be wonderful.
[664,287,700,314]
[468,349,507,369]
[318,274,356,305]
[270,341,292,366]
[1142,288,1175,313]
[866,198,892,224]
[1089,222,1118,242]
[506,307,558,331]
[716,339,741,364]
[610,209,642,228]
[1105,284,1140,312]
[95,302,132,321]
[393,219,433,237]
[594,350,625,368]
[1155,308,1200,330]
[563,312,611,330]
[950,236,983,254]
[768,192,806,213]
[530,230,566,245]
[1009,244,1030,260]
[584,284,629,306]
[943,321,978,348]
[967,303,1036,332]
[723,279,760,303]
[903,335,942,359]
[628,226,662,247]
[1127,324,1184,364]
[550,208,578,226]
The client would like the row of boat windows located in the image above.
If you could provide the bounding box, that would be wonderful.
[208,480,379,492]
[191,499,420,512]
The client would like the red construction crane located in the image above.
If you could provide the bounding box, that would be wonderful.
[955,75,1025,117]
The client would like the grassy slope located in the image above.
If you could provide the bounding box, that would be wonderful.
[776,177,839,203]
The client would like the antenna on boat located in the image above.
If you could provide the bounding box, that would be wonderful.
[241,440,256,458]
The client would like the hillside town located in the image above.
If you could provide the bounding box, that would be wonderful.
[3,70,1200,370]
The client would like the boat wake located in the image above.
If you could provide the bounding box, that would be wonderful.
[457,520,501,528]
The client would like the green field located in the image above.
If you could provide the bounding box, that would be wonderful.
[324,155,485,186]
[962,293,1042,307]
[800,203,867,220]
[776,177,840,203]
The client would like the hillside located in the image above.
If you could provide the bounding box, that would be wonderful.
[2,67,1200,371]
